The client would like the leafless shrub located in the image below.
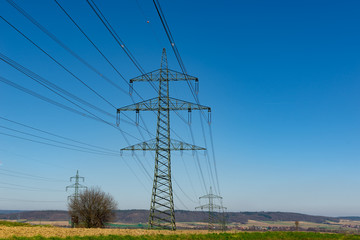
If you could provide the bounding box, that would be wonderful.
[68,187,117,228]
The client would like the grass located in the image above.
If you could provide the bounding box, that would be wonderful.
[3,232,360,240]
[0,220,53,228]
[0,221,33,227]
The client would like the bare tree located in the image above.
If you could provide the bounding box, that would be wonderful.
[295,221,300,231]
[68,186,118,228]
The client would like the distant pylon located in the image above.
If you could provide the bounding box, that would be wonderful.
[117,49,211,230]
[196,186,226,230]
[66,170,87,200]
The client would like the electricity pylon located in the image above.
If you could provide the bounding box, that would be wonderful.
[117,48,210,230]
[196,186,226,230]
[66,170,87,200]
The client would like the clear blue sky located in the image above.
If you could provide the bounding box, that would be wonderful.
[0,0,359,217]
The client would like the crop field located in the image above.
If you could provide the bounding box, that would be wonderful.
[2,228,360,240]
[1,221,360,240]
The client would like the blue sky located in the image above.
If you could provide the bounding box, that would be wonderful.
[0,0,359,217]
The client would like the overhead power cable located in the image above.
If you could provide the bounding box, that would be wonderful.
[0,52,114,118]
[0,168,65,182]
[152,0,221,195]
[173,178,198,204]
[57,0,199,208]
[0,131,118,156]
[53,0,165,142]
[0,116,118,153]
[58,0,189,188]
[6,0,129,96]
[0,147,71,170]
[0,72,140,141]
[55,1,185,144]
[6,0,158,141]
[0,198,63,203]
[151,0,195,97]
[85,1,208,205]
[0,124,118,156]
[0,75,98,120]
[0,181,63,192]
[0,52,155,137]
[85,0,158,94]
[0,15,117,109]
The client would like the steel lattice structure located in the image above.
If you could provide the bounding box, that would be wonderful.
[66,170,87,200]
[196,186,226,231]
[117,49,210,230]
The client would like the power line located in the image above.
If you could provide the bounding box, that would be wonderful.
[0,124,118,156]
[0,147,70,170]
[0,74,141,141]
[64,2,197,205]
[0,15,117,109]
[173,178,197,204]
[189,124,213,194]
[6,0,129,96]
[0,181,63,192]
[55,1,187,146]
[0,131,119,156]
[53,0,166,141]
[84,2,209,199]
[119,155,150,194]
[151,0,221,196]
[85,0,159,95]
[0,52,156,137]
[3,1,205,212]
[0,116,118,153]
[53,0,128,93]
[209,124,221,195]
[0,52,114,118]
[87,0,213,197]
[0,168,65,182]
[86,0,210,207]
[0,198,63,203]
[0,75,98,120]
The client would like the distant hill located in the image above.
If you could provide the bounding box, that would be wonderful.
[0,210,341,224]
[0,210,22,214]
[338,216,360,221]
[0,210,69,221]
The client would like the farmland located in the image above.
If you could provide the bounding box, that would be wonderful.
[1,221,360,240]
[1,226,360,240]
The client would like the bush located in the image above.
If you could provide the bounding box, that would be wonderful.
[68,187,117,228]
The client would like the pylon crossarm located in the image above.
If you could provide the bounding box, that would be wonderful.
[200,194,222,199]
[169,97,210,111]
[117,97,210,125]
[120,138,205,151]
[196,204,226,210]
[117,98,211,114]
[70,176,84,182]
[130,69,198,82]
[66,183,87,189]
[117,97,209,112]
[117,97,158,112]
[196,204,211,209]
[212,204,225,209]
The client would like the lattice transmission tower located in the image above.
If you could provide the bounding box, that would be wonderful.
[196,186,226,231]
[117,48,211,230]
[66,170,87,200]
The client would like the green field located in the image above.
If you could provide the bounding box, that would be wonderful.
[0,221,52,228]
[2,232,360,240]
